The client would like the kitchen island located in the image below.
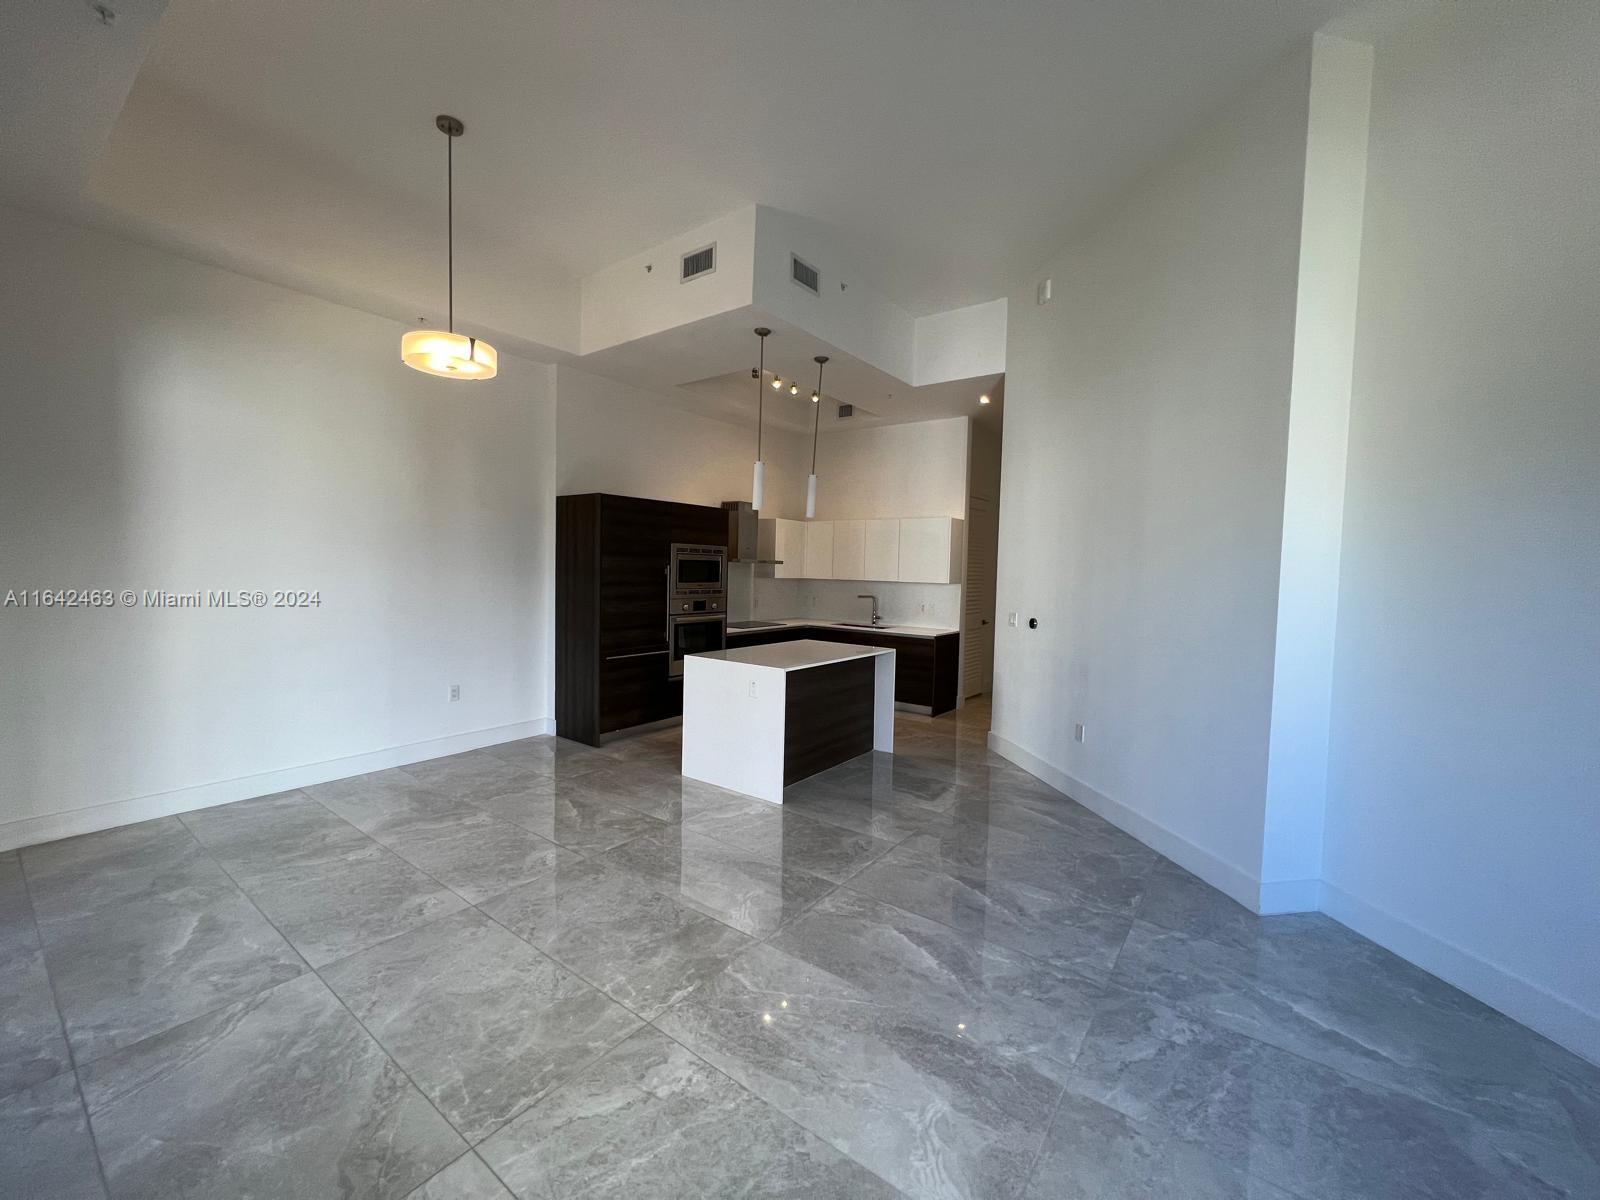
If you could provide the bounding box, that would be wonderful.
[724,620,960,715]
[681,640,895,803]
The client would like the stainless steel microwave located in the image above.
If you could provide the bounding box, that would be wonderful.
[669,543,727,596]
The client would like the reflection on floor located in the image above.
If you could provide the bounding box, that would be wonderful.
[3,696,1596,1198]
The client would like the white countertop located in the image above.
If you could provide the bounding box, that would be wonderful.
[724,618,957,640]
[691,638,896,672]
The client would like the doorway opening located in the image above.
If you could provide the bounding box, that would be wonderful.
[963,387,1003,702]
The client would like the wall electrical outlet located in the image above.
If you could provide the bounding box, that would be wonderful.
[449,684,461,702]
[748,680,758,698]
[1007,612,1018,627]
[1074,723,1086,743]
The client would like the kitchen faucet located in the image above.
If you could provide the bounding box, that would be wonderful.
[857,594,881,626]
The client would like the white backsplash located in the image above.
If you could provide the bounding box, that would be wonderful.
[750,578,961,630]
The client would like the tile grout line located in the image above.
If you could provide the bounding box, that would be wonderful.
[25,719,1050,1199]
[148,819,643,1172]
[173,810,486,1183]
[1017,1080,1067,1198]
[211,790,669,1159]
[14,851,116,1200]
[642,1017,913,1199]
[191,797,1481,1200]
[830,868,1138,985]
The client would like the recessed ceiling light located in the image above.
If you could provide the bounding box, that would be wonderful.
[978,394,991,406]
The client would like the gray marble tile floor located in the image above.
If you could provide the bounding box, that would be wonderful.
[2,697,1595,1198]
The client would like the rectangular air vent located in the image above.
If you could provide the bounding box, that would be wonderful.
[681,244,716,282]
[790,253,820,295]
[837,403,854,418]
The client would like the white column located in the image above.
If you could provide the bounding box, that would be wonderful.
[1259,33,1373,913]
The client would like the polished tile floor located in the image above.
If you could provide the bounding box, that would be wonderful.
[3,698,1596,1198]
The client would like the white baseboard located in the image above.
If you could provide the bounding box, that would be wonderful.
[985,732,1599,1067]
[1320,882,1600,1067]
[986,731,1279,913]
[0,718,557,853]
[1257,877,1323,915]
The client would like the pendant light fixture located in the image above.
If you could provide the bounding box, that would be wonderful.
[752,328,771,510]
[806,355,828,519]
[400,115,497,380]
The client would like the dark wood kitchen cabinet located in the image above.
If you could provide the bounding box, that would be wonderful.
[556,493,727,745]
[725,625,960,715]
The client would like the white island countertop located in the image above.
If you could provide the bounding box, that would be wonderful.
[682,640,896,803]
[691,639,895,672]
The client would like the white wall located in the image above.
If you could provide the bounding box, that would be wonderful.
[97,79,582,357]
[752,206,917,384]
[578,206,756,355]
[914,299,1008,386]
[1320,3,1600,1062]
[991,49,1311,902]
[810,417,970,522]
[554,364,806,514]
[752,580,964,631]
[0,206,558,850]
[1258,33,1373,908]
[753,416,971,628]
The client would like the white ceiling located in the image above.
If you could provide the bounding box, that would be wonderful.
[676,368,1003,435]
[564,307,1003,433]
[124,0,1354,320]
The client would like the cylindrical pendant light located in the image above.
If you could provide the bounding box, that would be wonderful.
[752,328,771,510]
[401,115,497,380]
[806,355,828,519]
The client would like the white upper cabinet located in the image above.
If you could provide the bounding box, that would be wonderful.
[760,515,961,583]
[802,521,835,578]
[863,519,900,582]
[831,520,865,580]
[897,517,964,584]
[769,518,807,578]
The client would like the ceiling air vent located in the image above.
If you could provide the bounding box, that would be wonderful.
[681,244,716,282]
[790,254,820,295]
[836,403,854,418]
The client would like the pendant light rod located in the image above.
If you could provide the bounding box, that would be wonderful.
[752,327,771,511]
[400,115,496,380]
[447,125,453,332]
[754,327,770,461]
[810,356,828,473]
[806,355,828,519]
[437,115,464,333]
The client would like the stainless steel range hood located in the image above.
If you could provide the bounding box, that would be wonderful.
[722,500,782,565]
